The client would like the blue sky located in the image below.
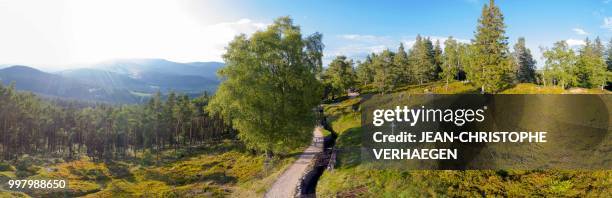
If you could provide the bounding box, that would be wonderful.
[0,0,611,70]
[230,0,612,67]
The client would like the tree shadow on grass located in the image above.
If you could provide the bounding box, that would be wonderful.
[335,127,363,169]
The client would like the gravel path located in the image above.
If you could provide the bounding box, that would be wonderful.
[265,127,324,198]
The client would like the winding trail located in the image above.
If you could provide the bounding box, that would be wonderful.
[265,127,324,198]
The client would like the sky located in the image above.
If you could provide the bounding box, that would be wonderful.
[0,0,611,71]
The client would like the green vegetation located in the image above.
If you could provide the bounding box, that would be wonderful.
[208,17,322,155]
[441,37,463,87]
[0,141,301,197]
[513,37,537,83]
[1,0,611,196]
[338,0,611,96]
[465,0,514,93]
[317,84,611,197]
[323,56,357,100]
[0,82,232,162]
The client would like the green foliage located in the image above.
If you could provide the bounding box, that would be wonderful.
[323,56,357,99]
[321,128,332,137]
[0,140,297,197]
[542,41,578,88]
[0,162,12,171]
[304,32,325,79]
[356,54,375,87]
[394,43,411,85]
[317,86,611,197]
[373,49,398,94]
[513,37,537,83]
[14,157,40,179]
[433,40,444,79]
[141,150,154,166]
[441,37,461,85]
[465,0,514,93]
[606,38,612,72]
[408,35,437,85]
[576,37,608,89]
[0,81,232,162]
[208,16,322,154]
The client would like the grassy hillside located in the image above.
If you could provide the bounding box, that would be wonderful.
[0,140,302,197]
[317,82,611,197]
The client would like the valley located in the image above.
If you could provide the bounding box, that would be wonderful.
[0,59,223,104]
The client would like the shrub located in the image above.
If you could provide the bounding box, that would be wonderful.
[0,161,13,171]
[141,150,154,166]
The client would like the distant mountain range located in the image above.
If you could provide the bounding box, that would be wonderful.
[0,59,224,103]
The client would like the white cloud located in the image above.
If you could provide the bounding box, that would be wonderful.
[339,34,391,44]
[602,17,612,31]
[572,28,589,35]
[0,0,267,69]
[326,34,469,66]
[566,39,586,47]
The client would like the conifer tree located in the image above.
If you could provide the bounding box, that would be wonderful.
[394,43,411,84]
[373,49,396,94]
[513,37,537,83]
[433,40,444,80]
[465,0,513,93]
[576,37,607,89]
[356,54,375,86]
[607,38,612,72]
[408,35,436,84]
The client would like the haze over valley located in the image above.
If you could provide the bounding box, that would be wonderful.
[0,59,223,103]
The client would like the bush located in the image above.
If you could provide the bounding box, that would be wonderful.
[107,163,132,179]
[15,170,35,178]
[0,161,13,171]
[14,157,39,178]
[141,150,154,166]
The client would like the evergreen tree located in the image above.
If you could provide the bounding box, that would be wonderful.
[465,0,514,93]
[356,54,375,86]
[513,37,537,83]
[576,37,607,89]
[0,82,232,161]
[207,17,322,155]
[408,35,436,84]
[606,38,612,72]
[433,40,444,80]
[373,49,396,94]
[394,43,411,84]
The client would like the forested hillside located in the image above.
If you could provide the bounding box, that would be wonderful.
[0,0,611,197]
[0,59,224,103]
[0,83,231,161]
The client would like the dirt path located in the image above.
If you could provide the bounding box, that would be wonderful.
[265,127,324,198]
